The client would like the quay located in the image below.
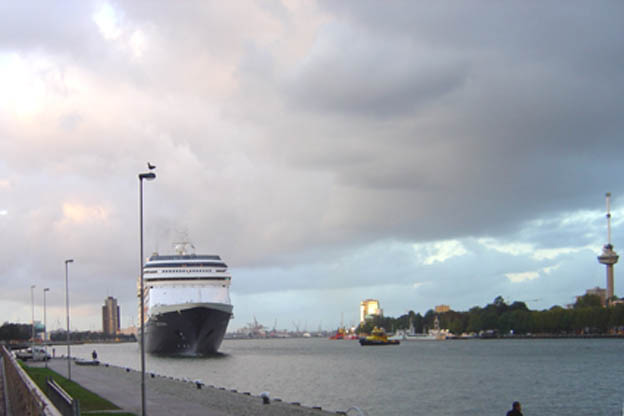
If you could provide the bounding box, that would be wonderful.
[23,358,339,416]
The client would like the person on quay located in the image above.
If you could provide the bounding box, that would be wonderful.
[506,401,523,416]
[92,350,98,360]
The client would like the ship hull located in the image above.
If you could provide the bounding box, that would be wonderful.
[359,338,400,346]
[145,304,232,355]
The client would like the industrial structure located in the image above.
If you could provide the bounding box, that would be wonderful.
[597,193,619,305]
[102,296,120,336]
[360,299,382,323]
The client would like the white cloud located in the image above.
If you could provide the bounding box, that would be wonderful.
[505,264,560,283]
[479,237,596,261]
[129,30,147,58]
[58,202,110,225]
[505,271,539,283]
[541,264,560,275]
[478,238,533,256]
[0,53,47,118]
[414,240,468,265]
[92,3,149,60]
[93,3,123,41]
[532,247,584,261]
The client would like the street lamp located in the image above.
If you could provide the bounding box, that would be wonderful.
[139,168,156,416]
[30,285,36,349]
[65,259,74,380]
[43,288,50,368]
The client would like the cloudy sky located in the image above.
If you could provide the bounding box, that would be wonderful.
[1,1,623,332]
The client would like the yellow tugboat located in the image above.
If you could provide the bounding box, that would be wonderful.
[359,326,400,346]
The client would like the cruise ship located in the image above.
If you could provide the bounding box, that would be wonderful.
[139,243,233,355]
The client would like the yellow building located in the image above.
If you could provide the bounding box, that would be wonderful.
[435,304,450,313]
[360,299,383,323]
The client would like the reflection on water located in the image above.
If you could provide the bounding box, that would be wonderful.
[71,338,624,416]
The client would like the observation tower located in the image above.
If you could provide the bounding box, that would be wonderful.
[597,192,618,304]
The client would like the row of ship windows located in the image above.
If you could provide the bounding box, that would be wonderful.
[145,277,230,282]
[144,269,226,274]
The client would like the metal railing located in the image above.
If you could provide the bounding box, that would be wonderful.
[0,345,62,416]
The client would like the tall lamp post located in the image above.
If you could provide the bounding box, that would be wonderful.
[43,287,50,368]
[139,167,156,416]
[65,259,74,380]
[30,285,36,349]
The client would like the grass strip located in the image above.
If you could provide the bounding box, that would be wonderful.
[20,362,123,413]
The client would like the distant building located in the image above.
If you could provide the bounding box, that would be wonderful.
[119,326,137,337]
[102,296,120,336]
[360,299,383,323]
[33,321,45,339]
[577,287,607,307]
[435,305,450,313]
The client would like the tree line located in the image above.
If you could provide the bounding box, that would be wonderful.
[357,295,624,336]
[0,322,136,342]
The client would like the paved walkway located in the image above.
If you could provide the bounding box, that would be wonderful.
[32,359,337,416]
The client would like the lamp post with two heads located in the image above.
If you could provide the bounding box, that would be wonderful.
[30,285,35,349]
[43,287,50,368]
[139,166,156,416]
[65,259,74,380]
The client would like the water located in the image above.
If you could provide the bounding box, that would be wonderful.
[69,338,624,415]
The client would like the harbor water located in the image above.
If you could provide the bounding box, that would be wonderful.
[69,337,624,415]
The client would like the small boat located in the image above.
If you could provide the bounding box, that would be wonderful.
[76,359,100,366]
[329,327,346,340]
[359,327,400,346]
[405,332,438,341]
[330,327,359,340]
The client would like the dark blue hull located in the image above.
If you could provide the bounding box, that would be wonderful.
[359,338,400,346]
[145,306,231,355]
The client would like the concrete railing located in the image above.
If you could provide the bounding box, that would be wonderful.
[46,378,79,416]
[0,345,62,416]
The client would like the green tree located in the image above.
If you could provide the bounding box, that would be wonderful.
[467,306,483,332]
[574,294,603,308]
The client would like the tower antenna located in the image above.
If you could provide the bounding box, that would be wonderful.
[606,192,613,247]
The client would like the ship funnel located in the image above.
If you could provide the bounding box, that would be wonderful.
[173,241,194,255]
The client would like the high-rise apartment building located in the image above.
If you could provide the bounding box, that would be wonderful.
[102,296,120,336]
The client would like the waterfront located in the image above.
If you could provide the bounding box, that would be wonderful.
[70,338,624,415]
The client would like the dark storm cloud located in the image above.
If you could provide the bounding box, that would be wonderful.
[285,22,469,117]
[256,0,624,247]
